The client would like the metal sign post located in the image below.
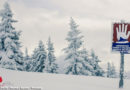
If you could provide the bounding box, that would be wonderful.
[112,21,130,88]
[119,52,124,88]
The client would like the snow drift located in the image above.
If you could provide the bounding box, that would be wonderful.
[0,68,130,90]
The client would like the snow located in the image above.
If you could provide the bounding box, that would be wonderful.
[0,51,17,70]
[126,71,130,79]
[0,68,130,90]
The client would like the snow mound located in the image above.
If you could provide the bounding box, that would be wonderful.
[0,68,130,90]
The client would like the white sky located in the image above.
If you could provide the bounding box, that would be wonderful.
[0,0,130,71]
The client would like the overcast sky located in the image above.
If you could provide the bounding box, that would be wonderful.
[0,0,130,71]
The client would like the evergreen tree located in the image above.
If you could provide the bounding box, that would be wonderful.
[90,50,104,76]
[45,37,58,73]
[107,62,111,78]
[64,18,93,75]
[25,48,30,60]
[111,63,117,78]
[0,2,23,70]
[30,41,47,72]
[107,62,117,78]
[23,48,32,71]
[79,48,94,75]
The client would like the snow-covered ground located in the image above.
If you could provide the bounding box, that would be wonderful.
[0,68,130,90]
[126,71,130,79]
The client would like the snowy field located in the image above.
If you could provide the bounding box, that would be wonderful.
[0,68,130,90]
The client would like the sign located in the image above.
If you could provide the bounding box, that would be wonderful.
[112,23,130,54]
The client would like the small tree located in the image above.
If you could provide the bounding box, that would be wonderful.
[107,62,111,78]
[79,48,95,75]
[111,63,117,78]
[25,48,30,60]
[30,41,47,72]
[45,37,58,73]
[23,48,32,72]
[90,50,104,76]
[107,62,117,78]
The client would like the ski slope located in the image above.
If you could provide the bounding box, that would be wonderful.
[0,68,130,90]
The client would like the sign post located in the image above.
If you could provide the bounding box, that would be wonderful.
[112,21,130,88]
[119,52,124,88]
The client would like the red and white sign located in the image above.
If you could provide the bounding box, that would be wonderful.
[112,23,130,53]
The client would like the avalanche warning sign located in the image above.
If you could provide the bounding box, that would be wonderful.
[112,23,130,54]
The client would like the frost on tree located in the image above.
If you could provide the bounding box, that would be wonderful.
[31,41,47,72]
[107,62,111,78]
[107,62,117,78]
[64,18,93,75]
[45,37,58,73]
[90,50,104,76]
[111,63,117,78]
[0,2,23,70]
[23,48,32,72]
[79,48,95,75]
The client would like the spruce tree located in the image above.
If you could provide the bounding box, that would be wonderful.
[31,41,47,72]
[111,63,117,78]
[23,48,32,71]
[107,62,111,78]
[25,48,30,60]
[79,48,94,75]
[64,18,93,75]
[107,62,116,78]
[45,37,58,73]
[90,50,104,76]
[0,2,23,70]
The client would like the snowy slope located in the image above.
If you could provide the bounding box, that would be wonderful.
[126,71,130,79]
[0,68,130,90]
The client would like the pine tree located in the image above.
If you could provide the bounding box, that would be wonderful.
[64,18,92,75]
[0,2,23,70]
[90,50,104,76]
[30,41,47,72]
[79,48,94,75]
[111,63,117,78]
[45,37,58,73]
[23,48,31,71]
[107,62,117,78]
[107,62,111,78]
[25,48,30,60]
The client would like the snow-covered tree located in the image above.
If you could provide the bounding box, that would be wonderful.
[107,62,111,77]
[23,48,32,72]
[24,48,30,60]
[107,62,117,78]
[79,48,94,75]
[111,63,117,78]
[30,41,47,72]
[90,50,104,76]
[64,18,93,75]
[0,2,23,70]
[45,37,58,73]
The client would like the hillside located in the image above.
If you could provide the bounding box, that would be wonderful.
[0,68,130,90]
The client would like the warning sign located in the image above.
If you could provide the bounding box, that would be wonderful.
[112,23,130,53]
